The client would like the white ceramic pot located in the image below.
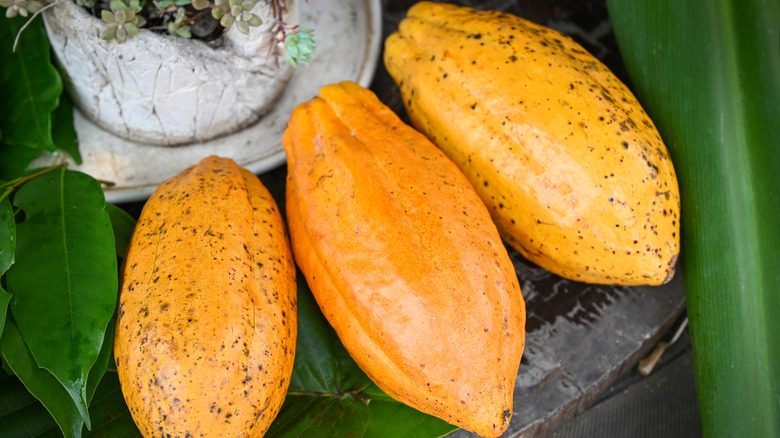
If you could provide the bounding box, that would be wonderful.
[42,0,297,145]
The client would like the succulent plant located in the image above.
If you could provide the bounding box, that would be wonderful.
[1,0,43,18]
[3,0,314,67]
[284,28,314,67]
[100,0,146,43]
[166,6,191,38]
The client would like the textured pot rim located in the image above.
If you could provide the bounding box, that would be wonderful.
[34,0,383,204]
[43,0,296,145]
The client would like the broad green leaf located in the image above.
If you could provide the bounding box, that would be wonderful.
[105,203,137,258]
[365,397,457,438]
[81,371,141,438]
[0,16,61,152]
[51,94,82,165]
[0,322,131,438]
[268,275,457,438]
[0,371,59,438]
[0,196,14,338]
[85,319,115,406]
[608,1,780,436]
[6,168,117,428]
[268,394,370,437]
[1,319,84,438]
[0,143,42,182]
[286,273,371,394]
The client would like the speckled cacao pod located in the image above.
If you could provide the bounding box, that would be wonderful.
[114,156,296,437]
[384,2,680,285]
[283,81,525,438]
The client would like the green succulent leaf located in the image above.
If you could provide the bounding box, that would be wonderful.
[236,20,249,35]
[100,9,115,24]
[0,368,59,437]
[284,28,315,68]
[100,26,116,41]
[190,0,208,9]
[219,13,234,28]
[5,168,117,430]
[0,15,61,153]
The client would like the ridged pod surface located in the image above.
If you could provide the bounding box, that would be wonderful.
[283,81,525,437]
[114,156,297,437]
[384,2,680,285]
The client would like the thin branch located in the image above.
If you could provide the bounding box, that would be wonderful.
[13,0,72,52]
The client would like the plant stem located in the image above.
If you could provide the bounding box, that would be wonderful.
[12,0,71,52]
[0,163,68,203]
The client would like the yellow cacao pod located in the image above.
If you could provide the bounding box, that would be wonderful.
[114,156,297,437]
[283,81,525,438]
[384,2,680,286]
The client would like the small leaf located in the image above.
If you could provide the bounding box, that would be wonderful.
[6,168,117,429]
[247,13,262,26]
[236,20,249,35]
[100,9,115,23]
[101,26,116,41]
[191,0,209,10]
[105,203,136,258]
[0,142,42,181]
[175,26,191,38]
[50,93,82,165]
[220,13,234,28]
[0,15,61,152]
[124,22,138,37]
[1,320,85,438]
[116,26,127,43]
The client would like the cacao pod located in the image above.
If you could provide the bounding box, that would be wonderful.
[384,1,680,286]
[114,156,297,437]
[283,81,525,438]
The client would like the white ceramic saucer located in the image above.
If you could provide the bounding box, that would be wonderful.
[35,0,382,204]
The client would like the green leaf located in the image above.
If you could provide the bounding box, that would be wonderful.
[0,370,59,437]
[0,196,14,338]
[365,396,458,438]
[267,275,457,438]
[286,273,371,394]
[1,319,85,438]
[0,15,62,152]
[85,319,114,406]
[5,168,117,429]
[607,1,780,436]
[268,394,370,437]
[82,371,141,438]
[51,93,82,165]
[0,143,42,182]
[105,203,136,258]
[0,323,135,438]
